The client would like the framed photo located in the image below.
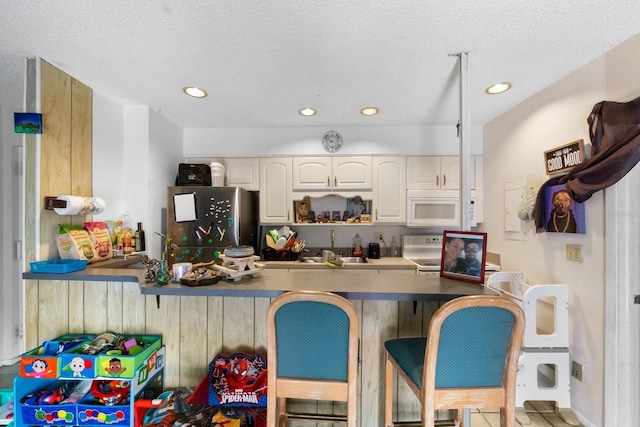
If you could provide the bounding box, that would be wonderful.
[294,197,313,223]
[346,196,371,219]
[440,230,487,284]
[544,184,585,233]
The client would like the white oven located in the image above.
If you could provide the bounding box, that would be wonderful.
[402,234,500,278]
[407,190,477,227]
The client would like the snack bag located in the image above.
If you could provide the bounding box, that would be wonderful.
[84,221,113,260]
[56,224,99,263]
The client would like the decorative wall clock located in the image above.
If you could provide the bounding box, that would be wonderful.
[322,130,343,153]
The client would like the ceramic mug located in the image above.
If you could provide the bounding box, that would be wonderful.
[172,262,192,282]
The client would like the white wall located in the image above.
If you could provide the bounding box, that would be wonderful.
[93,95,183,258]
[0,104,24,364]
[184,124,484,157]
[482,35,640,426]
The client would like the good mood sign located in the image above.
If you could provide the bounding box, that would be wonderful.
[544,139,585,175]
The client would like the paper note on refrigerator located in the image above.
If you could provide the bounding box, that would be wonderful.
[174,192,197,222]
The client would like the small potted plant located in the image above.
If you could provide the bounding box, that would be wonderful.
[154,232,172,286]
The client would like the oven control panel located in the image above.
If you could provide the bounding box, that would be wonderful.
[401,234,442,249]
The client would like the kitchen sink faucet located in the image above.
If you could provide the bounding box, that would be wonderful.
[331,229,335,253]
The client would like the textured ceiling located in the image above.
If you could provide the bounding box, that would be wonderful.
[1,1,639,129]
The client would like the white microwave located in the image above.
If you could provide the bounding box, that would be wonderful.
[407,190,476,227]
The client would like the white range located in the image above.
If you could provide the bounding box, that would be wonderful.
[401,234,500,278]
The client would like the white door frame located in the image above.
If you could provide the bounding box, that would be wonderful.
[604,162,640,426]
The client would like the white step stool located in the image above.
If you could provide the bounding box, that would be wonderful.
[486,272,579,426]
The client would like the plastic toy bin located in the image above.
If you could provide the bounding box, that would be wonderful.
[95,335,162,379]
[14,347,165,427]
[20,334,95,379]
[0,388,13,426]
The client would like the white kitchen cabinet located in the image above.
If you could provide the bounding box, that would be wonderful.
[407,156,476,190]
[373,156,406,223]
[223,158,259,190]
[259,157,292,223]
[292,156,372,191]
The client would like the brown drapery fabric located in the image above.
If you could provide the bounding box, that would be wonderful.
[534,95,640,232]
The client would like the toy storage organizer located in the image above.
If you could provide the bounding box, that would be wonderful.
[0,388,12,426]
[14,334,165,427]
[486,272,578,426]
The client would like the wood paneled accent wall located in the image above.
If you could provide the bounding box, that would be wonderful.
[38,60,93,260]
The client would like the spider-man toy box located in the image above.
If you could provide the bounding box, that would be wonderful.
[207,353,267,407]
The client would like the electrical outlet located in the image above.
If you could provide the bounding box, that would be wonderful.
[571,360,583,381]
[566,244,583,262]
[374,232,384,242]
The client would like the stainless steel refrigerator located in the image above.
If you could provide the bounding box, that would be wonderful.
[167,186,258,266]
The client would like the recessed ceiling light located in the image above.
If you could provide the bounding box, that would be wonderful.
[299,107,316,116]
[360,107,379,116]
[485,82,512,95]
[183,87,208,98]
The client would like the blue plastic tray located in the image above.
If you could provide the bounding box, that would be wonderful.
[30,259,88,274]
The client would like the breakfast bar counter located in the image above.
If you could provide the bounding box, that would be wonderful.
[23,262,496,426]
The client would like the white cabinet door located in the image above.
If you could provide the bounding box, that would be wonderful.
[440,155,460,189]
[373,157,406,223]
[407,156,441,189]
[259,158,292,223]
[224,158,259,191]
[292,157,372,191]
[333,157,372,190]
[406,156,472,190]
[292,157,332,190]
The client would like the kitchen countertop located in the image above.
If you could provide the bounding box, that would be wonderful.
[261,256,416,269]
[23,257,496,301]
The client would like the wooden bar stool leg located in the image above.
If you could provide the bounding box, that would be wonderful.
[384,354,394,426]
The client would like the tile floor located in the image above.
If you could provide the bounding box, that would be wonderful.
[0,363,17,390]
[470,402,582,426]
[0,363,582,426]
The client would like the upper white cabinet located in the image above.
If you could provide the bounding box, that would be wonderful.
[259,157,292,223]
[292,157,372,191]
[373,157,406,223]
[407,156,476,190]
[223,158,259,191]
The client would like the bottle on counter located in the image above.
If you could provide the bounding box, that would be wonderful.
[121,211,133,255]
[135,222,146,252]
[123,228,133,255]
[352,233,363,257]
[390,236,399,257]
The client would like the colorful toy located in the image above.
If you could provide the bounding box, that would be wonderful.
[20,381,76,405]
[90,380,131,406]
[208,353,267,407]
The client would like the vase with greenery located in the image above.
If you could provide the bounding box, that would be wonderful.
[154,232,172,286]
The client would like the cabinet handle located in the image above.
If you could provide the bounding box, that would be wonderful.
[375,209,378,221]
[334,176,337,187]
[443,174,446,187]
[327,176,330,187]
[436,175,439,187]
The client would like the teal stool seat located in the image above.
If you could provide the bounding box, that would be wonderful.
[384,337,426,389]
[267,291,360,427]
[384,295,525,427]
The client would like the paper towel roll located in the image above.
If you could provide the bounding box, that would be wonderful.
[53,196,106,215]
